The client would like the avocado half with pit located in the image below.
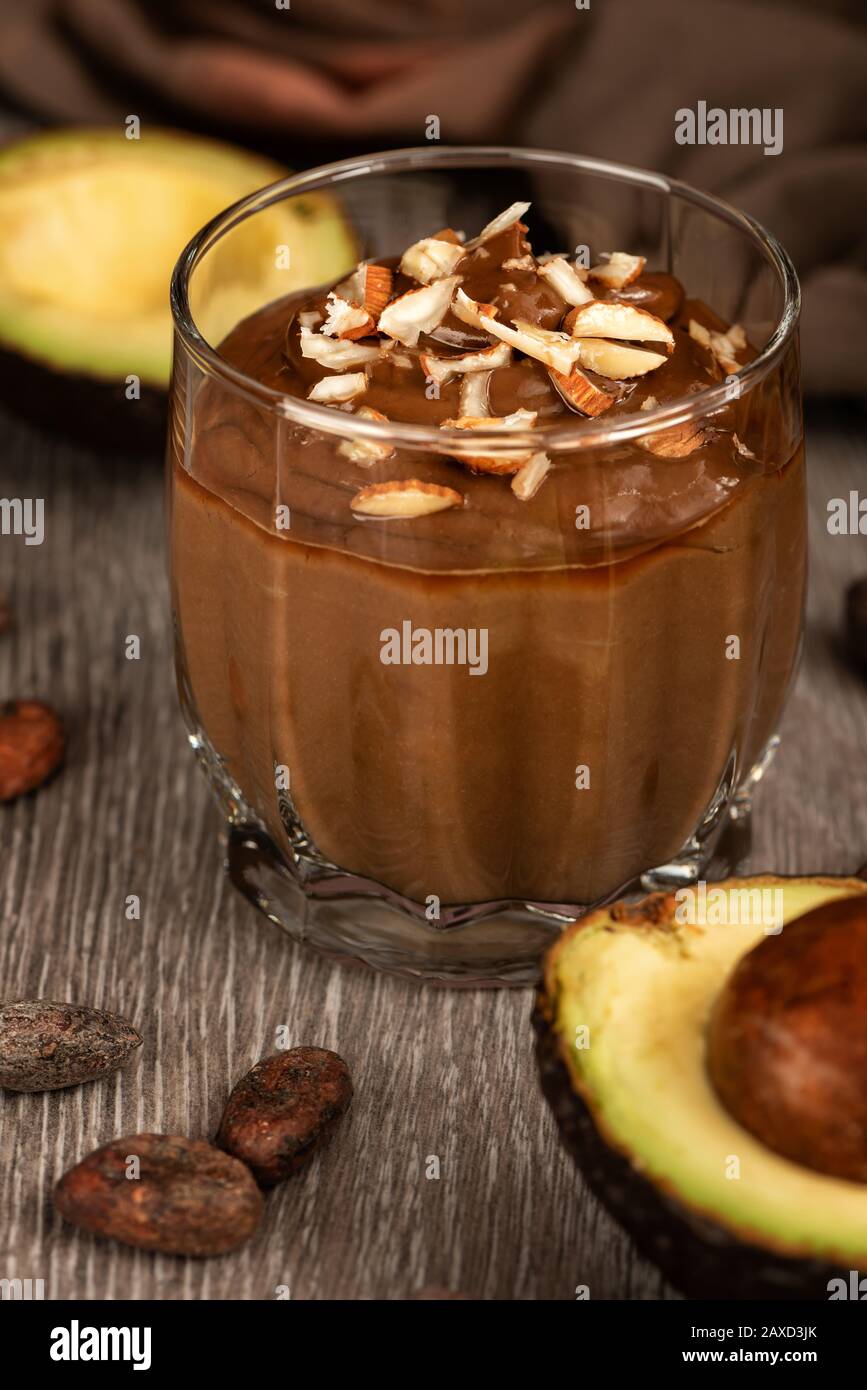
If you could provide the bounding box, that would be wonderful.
[535,875,867,1299]
[0,128,356,449]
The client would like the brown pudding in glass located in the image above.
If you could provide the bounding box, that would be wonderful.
[170,206,805,910]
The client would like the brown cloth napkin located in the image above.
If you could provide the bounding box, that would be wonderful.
[2,0,865,394]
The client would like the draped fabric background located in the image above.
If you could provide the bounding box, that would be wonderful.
[1,0,865,394]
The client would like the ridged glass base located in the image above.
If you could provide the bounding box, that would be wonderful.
[202,735,771,986]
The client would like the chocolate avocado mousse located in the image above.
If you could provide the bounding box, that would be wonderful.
[170,202,805,912]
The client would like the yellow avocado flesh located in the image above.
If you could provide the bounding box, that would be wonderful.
[0,130,357,386]
[552,876,867,1267]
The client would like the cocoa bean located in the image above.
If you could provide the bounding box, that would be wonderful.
[55,1134,263,1256]
[0,1000,142,1092]
[0,700,64,800]
[217,1046,352,1187]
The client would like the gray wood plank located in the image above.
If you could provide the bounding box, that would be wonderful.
[1,400,865,1300]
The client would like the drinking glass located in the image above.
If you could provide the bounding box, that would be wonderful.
[168,146,804,985]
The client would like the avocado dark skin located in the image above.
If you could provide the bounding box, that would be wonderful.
[0,344,166,454]
[533,996,855,1300]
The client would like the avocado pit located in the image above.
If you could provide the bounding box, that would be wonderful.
[706,895,867,1182]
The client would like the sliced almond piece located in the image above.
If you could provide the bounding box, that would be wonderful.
[333,266,364,303]
[299,326,381,369]
[361,264,393,317]
[538,252,586,274]
[587,252,646,290]
[439,408,538,475]
[511,451,551,501]
[400,237,465,284]
[321,292,376,341]
[459,368,493,417]
[419,342,511,386]
[441,408,538,431]
[572,338,668,380]
[351,479,463,518]
[733,433,757,459]
[452,288,500,331]
[478,314,583,375]
[430,227,465,245]
[308,372,368,403]
[708,325,745,373]
[564,300,674,350]
[338,407,395,464]
[726,323,747,351]
[298,310,323,330]
[549,365,615,416]
[688,318,744,374]
[537,257,595,307]
[377,275,462,347]
[639,423,708,457]
[334,263,394,318]
[466,201,531,251]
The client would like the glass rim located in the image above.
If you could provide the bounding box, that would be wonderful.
[170,144,801,455]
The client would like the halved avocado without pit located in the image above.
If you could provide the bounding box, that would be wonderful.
[535,874,867,1299]
[0,128,357,449]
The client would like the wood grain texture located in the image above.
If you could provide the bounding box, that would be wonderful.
[1,400,865,1301]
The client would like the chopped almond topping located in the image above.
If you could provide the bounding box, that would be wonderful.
[351,479,463,518]
[640,394,658,411]
[298,310,322,330]
[441,409,538,431]
[419,341,512,386]
[727,324,747,350]
[439,408,539,475]
[733,433,757,459]
[431,227,465,245]
[478,314,583,374]
[502,254,537,271]
[465,201,531,250]
[299,326,381,369]
[688,318,745,374]
[361,264,394,317]
[377,275,462,346]
[459,368,493,417]
[400,237,465,284]
[334,263,393,318]
[538,252,587,274]
[549,365,615,416]
[537,257,595,307]
[571,338,669,379]
[321,292,376,341]
[511,451,551,501]
[452,288,500,331]
[338,407,395,464]
[564,300,674,351]
[587,252,646,290]
[639,422,708,457]
[307,372,368,403]
[709,325,746,373]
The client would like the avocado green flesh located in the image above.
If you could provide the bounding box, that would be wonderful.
[553,877,867,1267]
[0,129,357,387]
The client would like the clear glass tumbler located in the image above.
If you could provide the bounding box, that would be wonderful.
[168,146,805,985]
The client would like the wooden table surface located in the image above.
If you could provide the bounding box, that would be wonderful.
[1,399,865,1302]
